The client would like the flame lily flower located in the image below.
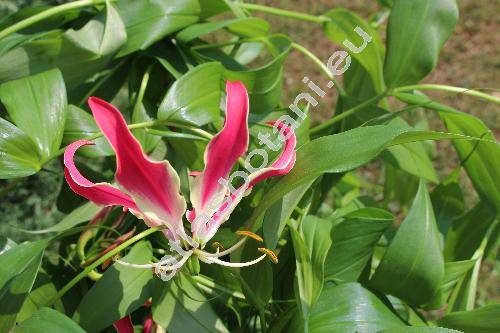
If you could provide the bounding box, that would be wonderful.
[64,81,296,278]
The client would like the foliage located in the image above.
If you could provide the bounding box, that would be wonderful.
[0,0,498,332]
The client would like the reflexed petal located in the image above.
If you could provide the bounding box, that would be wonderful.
[189,81,249,234]
[198,121,297,243]
[88,97,186,235]
[248,121,297,186]
[113,316,134,333]
[64,140,138,210]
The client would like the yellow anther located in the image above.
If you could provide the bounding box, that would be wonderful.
[258,248,278,264]
[236,230,263,242]
[212,242,226,252]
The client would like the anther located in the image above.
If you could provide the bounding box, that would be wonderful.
[258,248,279,264]
[235,230,263,242]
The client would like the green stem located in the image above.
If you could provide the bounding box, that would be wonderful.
[291,42,346,96]
[132,65,153,116]
[46,226,166,306]
[310,91,387,135]
[0,0,106,40]
[236,3,330,24]
[394,84,500,105]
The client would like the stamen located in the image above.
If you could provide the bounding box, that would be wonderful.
[114,259,157,269]
[235,230,263,242]
[199,237,247,258]
[212,242,226,252]
[202,253,267,267]
[258,248,279,264]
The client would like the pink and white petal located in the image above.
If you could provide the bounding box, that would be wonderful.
[88,97,186,235]
[142,314,153,333]
[248,121,297,186]
[64,140,138,211]
[113,316,134,333]
[197,122,296,243]
[190,81,249,218]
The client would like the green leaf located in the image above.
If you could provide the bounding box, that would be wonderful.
[0,117,41,179]
[396,92,500,213]
[116,0,200,56]
[289,283,404,332]
[249,123,405,227]
[325,207,393,282]
[158,62,223,126]
[152,273,229,333]
[17,272,64,323]
[378,327,463,333]
[426,259,475,310]
[63,105,113,157]
[250,123,474,230]
[444,202,495,262]
[383,141,438,183]
[324,8,385,92]
[0,3,126,90]
[13,307,85,333]
[0,68,67,159]
[440,112,500,214]
[196,35,291,114]
[177,17,269,42]
[73,241,154,333]
[22,202,100,234]
[263,180,314,249]
[370,180,444,305]
[431,178,465,237]
[438,304,500,333]
[0,239,49,333]
[384,0,459,87]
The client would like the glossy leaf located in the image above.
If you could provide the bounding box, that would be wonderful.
[324,9,385,92]
[17,272,64,322]
[158,62,223,126]
[438,304,500,333]
[0,68,67,159]
[396,92,500,213]
[289,283,404,332]
[444,202,495,262]
[370,180,444,305]
[197,35,291,114]
[13,307,84,333]
[177,17,269,42]
[289,216,333,322]
[431,177,465,238]
[384,0,459,87]
[251,123,451,228]
[379,327,463,333]
[152,273,229,333]
[0,117,41,179]
[0,3,126,89]
[0,239,49,333]
[263,180,314,249]
[325,207,393,282]
[426,259,475,310]
[73,241,154,333]
[22,202,100,234]
[116,0,200,56]
[63,105,113,157]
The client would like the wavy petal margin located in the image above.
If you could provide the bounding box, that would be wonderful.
[88,97,186,235]
[64,140,138,210]
[113,316,134,333]
[189,81,249,226]
[199,122,297,242]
